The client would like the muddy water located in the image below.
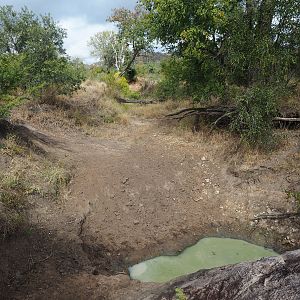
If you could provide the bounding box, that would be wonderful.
[129,237,278,283]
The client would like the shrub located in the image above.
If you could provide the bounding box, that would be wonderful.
[0,95,23,118]
[124,67,137,83]
[0,54,25,95]
[231,87,278,149]
[175,288,187,300]
[100,72,140,99]
[156,56,224,101]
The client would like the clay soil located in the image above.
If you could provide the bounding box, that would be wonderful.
[1,117,300,300]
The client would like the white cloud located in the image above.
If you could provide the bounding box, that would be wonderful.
[59,17,115,64]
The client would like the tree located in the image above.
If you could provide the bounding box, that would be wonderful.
[89,31,128,71]
[0,5,85,97]
[141,0,300,91]
[108,5,153,76]
[141,0,300,148]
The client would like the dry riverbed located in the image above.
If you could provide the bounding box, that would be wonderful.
[1,115,300,299]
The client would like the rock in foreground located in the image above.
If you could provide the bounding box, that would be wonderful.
[139,250,300,300]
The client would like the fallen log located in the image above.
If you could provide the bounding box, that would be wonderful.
[115,97,156,105]
[273,117,300,122]
[252,212,300,221]
[166,106,236,120]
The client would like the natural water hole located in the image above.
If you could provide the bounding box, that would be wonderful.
[129,237,278,283]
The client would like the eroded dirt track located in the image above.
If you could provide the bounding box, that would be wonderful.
[2,119,300,299]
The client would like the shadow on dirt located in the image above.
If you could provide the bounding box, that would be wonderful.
[0,224,125,300]
[0,119,68,154]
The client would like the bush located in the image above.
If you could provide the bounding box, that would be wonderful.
[124,67,137,83]
[99,72,140,99]
[156,56,224,101]
[26,58,86,98]
[231,87,278,149]
[0,54,25,95]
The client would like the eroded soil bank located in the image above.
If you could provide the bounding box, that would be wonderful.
[1,117,300,299]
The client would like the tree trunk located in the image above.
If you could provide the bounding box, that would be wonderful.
[245,0,255,30]
[257,0,276,38]
[119,49,139,77]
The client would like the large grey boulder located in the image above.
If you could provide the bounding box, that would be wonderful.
[139,250,300,300]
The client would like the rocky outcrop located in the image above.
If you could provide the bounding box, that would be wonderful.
[139,250,300,300]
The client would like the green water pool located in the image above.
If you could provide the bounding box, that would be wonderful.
[129,237,278,283]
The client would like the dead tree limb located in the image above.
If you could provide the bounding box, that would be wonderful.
[115,97,156,105]
[252,212,300,221]
[166,106,300,130]
[166,107,236,131]
[166,106,236,119]
[273,117,300,122]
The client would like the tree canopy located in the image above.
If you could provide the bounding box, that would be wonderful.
[90,5,153,77]
[0,6,84,99]
[141,0,300,92]
[140,0,300,148]
[89,31,128,71]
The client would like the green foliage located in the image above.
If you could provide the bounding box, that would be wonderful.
[157,56,224,101]
[124,67,137,83]
[107,5,153,73]
[100,72,140,99]
[86,66,106,80]
[109,5,153,56]
[231,87,278,149]
[0,5,85,114]
[141,0,300,147]
[136,61,161,78]
[28,58,86,97]
[156,57,185,100]
[89,31,128,71]
[0,95,23,118]
[175,288,187,300]
[0,54,25,94]
[141,0,300,95]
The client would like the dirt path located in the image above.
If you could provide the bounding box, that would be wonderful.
[3,118,300,299]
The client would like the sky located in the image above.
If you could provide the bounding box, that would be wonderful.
[0,0,137,63]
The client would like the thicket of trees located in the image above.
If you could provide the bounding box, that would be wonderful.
[0,6,85,117]
[140,0,300,148]
[142,0,300,94]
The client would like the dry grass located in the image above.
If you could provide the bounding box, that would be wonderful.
[127,100,191,119]
[0,135,71,238]
[11,80,191,134]
[12,80,129,134]
[278,83,300,115]
[156,110,299,168]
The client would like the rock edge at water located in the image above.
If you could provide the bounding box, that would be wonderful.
[138,250,300,300]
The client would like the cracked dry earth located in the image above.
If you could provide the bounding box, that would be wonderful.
[2,119,300,299]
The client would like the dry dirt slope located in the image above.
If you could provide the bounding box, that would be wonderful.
[2,117,300,299]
